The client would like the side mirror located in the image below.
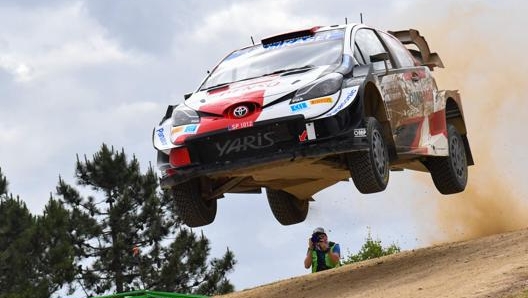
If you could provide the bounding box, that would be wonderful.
[370,52,389,62]
[370,52,390,74]
[183,92,192,100]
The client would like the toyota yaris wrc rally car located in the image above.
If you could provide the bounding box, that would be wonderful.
[153,23,474,227]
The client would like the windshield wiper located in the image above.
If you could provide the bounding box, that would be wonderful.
[261,65,315,77]
[201,82,230,91]
[201,65,315,90]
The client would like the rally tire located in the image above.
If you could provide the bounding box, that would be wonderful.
[171,179,217,227]
[347,117,390,194]
[425,124,468,194]
[266,188,308,225]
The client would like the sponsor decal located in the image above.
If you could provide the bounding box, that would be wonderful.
[290,96,305,104]
[215,132,275,157]
[156,128,168,145]
[309,97,333,105]
[306,122,316,140]
[298,130,308,142]
[263,30,344,50]
[171,126,184,134]
[354,128,367,138]
[409,89,434,106]
[290,102,309,112]
[263,35,314,49]
[228,121,254,131]
[210,80,279,97]
[316,29,345,41]
[224,46,260,61]
[298,123,316,141]
[184,124,198,133]
[326,86,359,116]
[171,125,198,142]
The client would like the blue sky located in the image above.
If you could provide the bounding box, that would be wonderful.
[1,0,527,294]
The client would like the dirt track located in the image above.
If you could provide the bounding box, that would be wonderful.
[216,228,528,298]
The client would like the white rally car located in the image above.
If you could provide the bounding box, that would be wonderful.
[153,23,474,227]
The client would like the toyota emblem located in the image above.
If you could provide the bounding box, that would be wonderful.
[233,105,249,118]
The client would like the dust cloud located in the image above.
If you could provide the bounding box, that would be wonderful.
[408,1,528,243]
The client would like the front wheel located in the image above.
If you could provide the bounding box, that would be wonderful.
[266,188,308,225]
[425,124,468,194]
[171,179,217,227]
[347,117,390,194]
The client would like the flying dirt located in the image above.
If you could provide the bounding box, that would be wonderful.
[215,3,528,297]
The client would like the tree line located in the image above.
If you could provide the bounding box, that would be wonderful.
[0,144,236,298]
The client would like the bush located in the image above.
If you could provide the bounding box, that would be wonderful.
[343,230,400,265]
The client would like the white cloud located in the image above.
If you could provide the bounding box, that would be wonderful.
[0,1,147,82]
[0,55,32,82]
[0,123,18,143]
[190,0,330,44]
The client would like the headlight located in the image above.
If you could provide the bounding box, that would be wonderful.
[171,107,200,127]
[291,73,343,104]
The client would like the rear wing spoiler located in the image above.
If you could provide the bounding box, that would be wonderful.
[388,29,444,71]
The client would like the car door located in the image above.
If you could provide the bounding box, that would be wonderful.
[354,28,437,155]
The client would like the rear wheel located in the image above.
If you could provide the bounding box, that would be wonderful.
[171,178,217,227]
[425,124,468,194]
[347,117,390,193]
[266,188,308,225]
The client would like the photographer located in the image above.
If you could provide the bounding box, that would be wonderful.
[304,227,341,272]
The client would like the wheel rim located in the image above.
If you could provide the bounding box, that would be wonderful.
[372,130,387,176]
[450,135,466,179]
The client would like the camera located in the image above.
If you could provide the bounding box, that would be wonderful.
[311,233,322,245]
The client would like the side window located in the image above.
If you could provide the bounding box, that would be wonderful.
[354,43,366,64]
[379,32,416,68]
[354,29,392,70]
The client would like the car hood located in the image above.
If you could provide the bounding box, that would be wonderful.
[184,66,328,114]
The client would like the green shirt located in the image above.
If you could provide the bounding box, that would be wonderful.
[310,242,341,273]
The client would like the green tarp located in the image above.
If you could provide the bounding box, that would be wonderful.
[92,290,208,298]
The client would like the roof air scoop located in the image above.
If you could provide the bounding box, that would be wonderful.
[261,26,322,47]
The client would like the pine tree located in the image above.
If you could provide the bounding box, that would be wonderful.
[56,144,236,295]
[0,171,78,298]
[152,229,236,295]
[0,168,40,296]
[35,198,79,295]
[0,167,7,197]
[0,196,41,297]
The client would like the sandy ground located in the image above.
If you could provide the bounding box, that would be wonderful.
[216,228,528,298]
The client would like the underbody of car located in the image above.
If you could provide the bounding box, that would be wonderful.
[152,23,474,227]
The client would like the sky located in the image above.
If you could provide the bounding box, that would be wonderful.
[1,0,528,294]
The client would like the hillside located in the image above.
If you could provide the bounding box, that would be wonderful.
[216,228,528,298]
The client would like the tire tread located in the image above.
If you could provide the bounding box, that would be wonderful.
[172,179,217,227]
[266,188,308,225]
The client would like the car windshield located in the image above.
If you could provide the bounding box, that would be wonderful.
[200,29,345,90]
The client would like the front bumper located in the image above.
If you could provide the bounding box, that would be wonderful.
[159,114,368,188]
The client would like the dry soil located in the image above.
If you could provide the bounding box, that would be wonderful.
[216,228,528,298]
